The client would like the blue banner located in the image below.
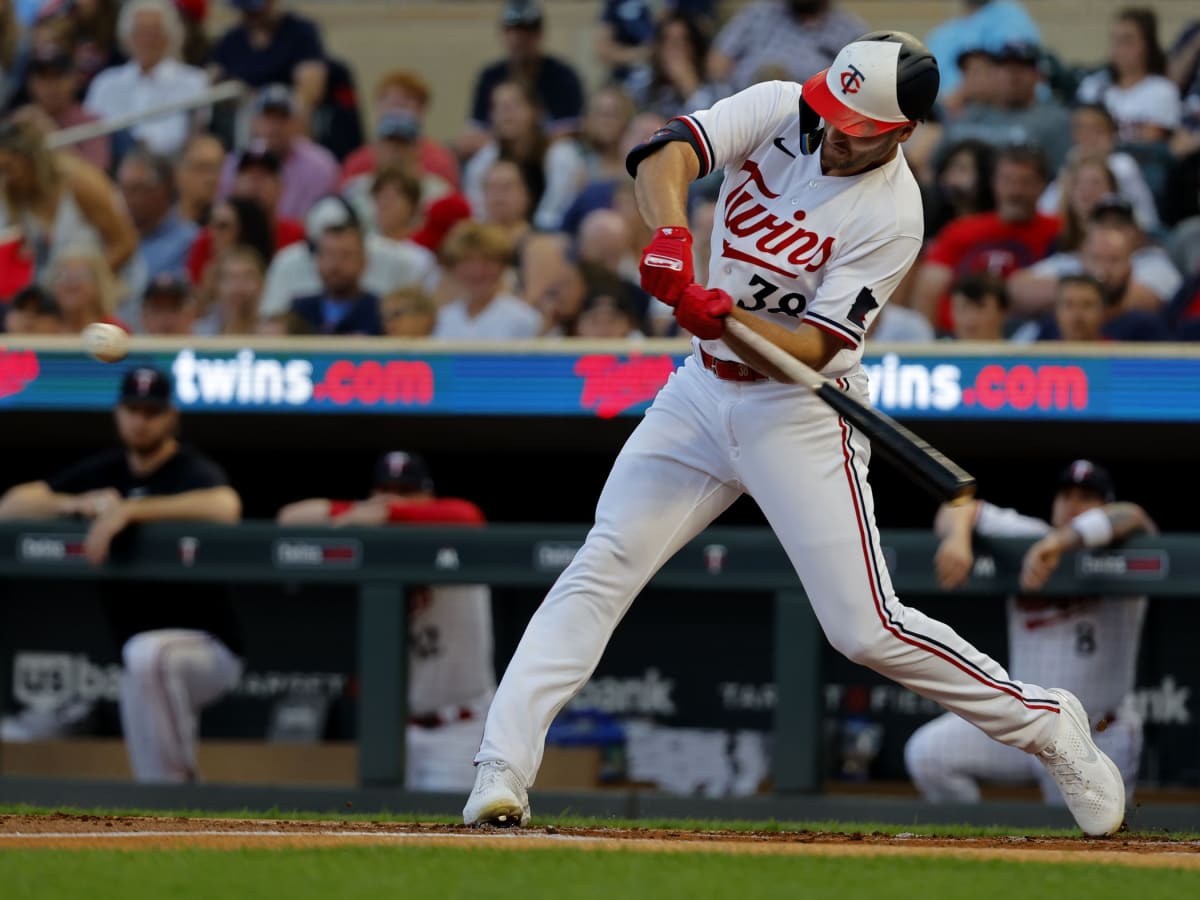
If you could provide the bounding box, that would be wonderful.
[1,343,1198,421]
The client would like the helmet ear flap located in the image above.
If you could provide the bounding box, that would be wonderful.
[798,94,824,155]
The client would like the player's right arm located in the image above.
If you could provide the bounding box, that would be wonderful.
[1020,502,1158,591]
[933,499,978,590]
[0,481,120,519]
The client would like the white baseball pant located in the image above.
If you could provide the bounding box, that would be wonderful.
[905,706,1143,804]
[120,629,243,783]
[476,357,1062,787]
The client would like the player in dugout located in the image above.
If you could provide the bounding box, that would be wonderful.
[906,460,1153,806]
[0,366,243,782]
[276,450,496,791]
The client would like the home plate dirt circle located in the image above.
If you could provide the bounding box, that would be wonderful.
[2,815,1198,869]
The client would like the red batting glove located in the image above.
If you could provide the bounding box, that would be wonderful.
[675,283,732,340]
[639,226,694,306]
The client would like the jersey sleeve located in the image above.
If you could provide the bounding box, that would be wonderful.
[974,501,1052,538]
[625,81,800,180]
[802,234,922,348]
[45,451,124,495]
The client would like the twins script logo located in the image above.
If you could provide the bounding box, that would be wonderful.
[575,354,675,419]
[721,160,836,279]
[0,348,39,399]
[840,64,866,95]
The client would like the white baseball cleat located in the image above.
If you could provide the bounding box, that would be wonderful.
[1036,688,1126,836]
[462,760,531,827]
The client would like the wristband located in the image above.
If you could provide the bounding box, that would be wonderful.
[1070,507,1113,548]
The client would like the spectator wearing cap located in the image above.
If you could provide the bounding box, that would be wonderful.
[288,219,383,335]
[457,0,584,160]
[18,48,111,172]
[1077,8,1181,145]
[258,192,434,321]
[118,148,198,286]
[910,144,1059,331]
[340,69,460,191]
[0,365,243,784]
[1011,194,1182,317]
[83,0,208,157]
[193,245,264,335]
[936,40,1072,173]
[1037,105,1161,234]
[139,271,194,334]
[433,221,541,340]
[277,451,494,792]
[706,0,864,93]
[923,0,1040,105]
[2,284,64,334]
[174,133,225,226]
[341,113,451,227]
[206,0,325,114]
[219,84,338,221]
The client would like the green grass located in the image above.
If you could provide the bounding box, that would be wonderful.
[0,846,1195,900]
[2,803,1197,841]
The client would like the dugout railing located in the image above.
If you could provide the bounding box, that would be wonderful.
[1,521,1196,793]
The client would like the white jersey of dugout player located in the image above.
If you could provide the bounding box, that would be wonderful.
[905,502,1146,804]
[679,79,923,379]
[407,585,497,792]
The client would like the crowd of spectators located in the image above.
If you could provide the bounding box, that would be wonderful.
[2,0,1199,343]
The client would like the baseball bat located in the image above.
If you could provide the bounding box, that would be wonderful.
[724,318,976,504]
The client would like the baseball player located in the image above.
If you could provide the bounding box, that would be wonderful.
[277,451,495,791]
[0,367,243,782]
[463,32,1126,836]
[906,460,1152,805]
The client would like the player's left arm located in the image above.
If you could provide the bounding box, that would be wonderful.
[1019,502,1158,591]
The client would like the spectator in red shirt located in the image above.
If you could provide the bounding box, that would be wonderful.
[186,145,304,285]
[340,69,460,191]
[911,144,1058,331]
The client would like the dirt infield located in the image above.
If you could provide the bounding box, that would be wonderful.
[2,814,1199,869]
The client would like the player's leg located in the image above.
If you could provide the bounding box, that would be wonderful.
[1033,703,1143,805]
[119,629,242,783]
[905,712,1036,802]
[736,389,1124,833]
[468,362,741,821]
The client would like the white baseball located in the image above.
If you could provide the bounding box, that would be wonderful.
[82,322,130,363]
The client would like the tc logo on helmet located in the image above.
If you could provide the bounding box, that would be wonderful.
[839,64,865,95]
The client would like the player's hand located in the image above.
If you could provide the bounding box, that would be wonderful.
[63,488,123,519]
[934,536,974,590]
[639,227,694,306]
[84,501,131,566]
[674,283,732,340]
[1019,533,1066,592]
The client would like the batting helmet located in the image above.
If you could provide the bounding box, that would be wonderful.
[798,31,940,154]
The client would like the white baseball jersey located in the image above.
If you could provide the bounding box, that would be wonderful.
[678,80,924,377]
[408,585,496,717]
[973,502,1147,719]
